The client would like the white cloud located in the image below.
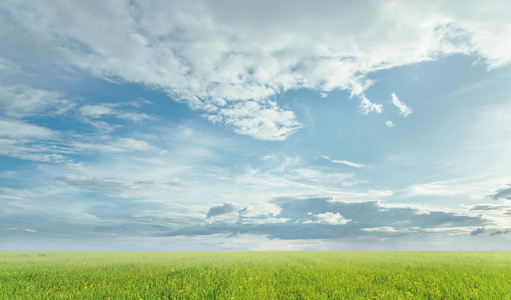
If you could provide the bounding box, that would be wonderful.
[205,100,302,141]
[239,203,281,218]
[3,0,509,140]
[385,121,395,127]
[361,227,399,233]
[241,217,289,225]
[68,137,158,154]
[0,108,158,163]
[331,159,367,168]
[390,93,413,117]
[368,190,394,198]
[0,118,56,139]
[303,212,351,225]
[403,183,465,197]
[238,203,287,225]
[6,228,38,233]
[0,142,67,163]
[359,96,383,114]
[0,118,67,162]
[79,102,156,122]
[116,111,155,122]
[234,160,360,195]
[0,84,73,118]
[115,138,155,152]
[79,105,114,118]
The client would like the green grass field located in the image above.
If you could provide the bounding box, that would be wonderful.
[1,251,510,299]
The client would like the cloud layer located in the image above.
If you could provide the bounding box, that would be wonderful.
[163,197,488,240]
[2,0,510,140]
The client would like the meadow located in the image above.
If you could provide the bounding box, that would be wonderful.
[0,251,510,299]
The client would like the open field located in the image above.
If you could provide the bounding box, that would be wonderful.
[1,251,510,299]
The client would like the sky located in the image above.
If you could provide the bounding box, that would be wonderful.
[1,0,511,250]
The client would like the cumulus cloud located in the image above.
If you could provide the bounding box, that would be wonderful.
[2,0,509,140]
[303,212,351,225]
[359,96,383,115]
[203,100,302,141]
[161,197,488,240]
[390,93,412,117]
[385,121,395,127]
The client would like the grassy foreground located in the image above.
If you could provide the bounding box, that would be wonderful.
[1,251,510,299]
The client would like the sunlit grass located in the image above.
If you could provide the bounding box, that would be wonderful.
[1,251,510,299]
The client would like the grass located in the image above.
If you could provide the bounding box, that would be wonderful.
[0,251,510,299]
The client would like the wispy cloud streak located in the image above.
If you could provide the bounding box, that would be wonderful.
[391,93,412,117]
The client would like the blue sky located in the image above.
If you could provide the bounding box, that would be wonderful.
[1,0,511,250]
